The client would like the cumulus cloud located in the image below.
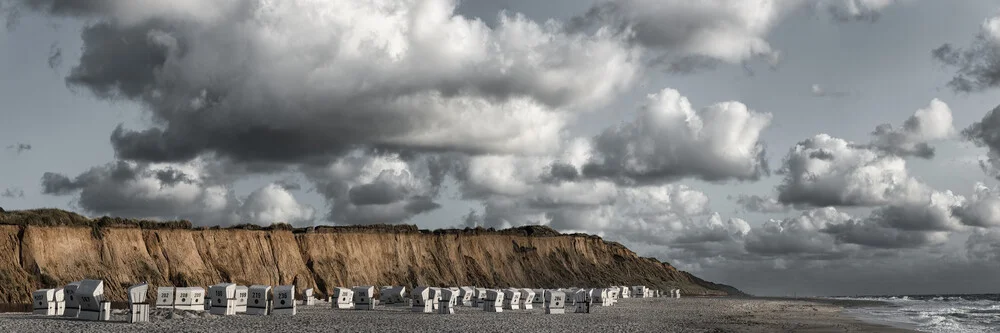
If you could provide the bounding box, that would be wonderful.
[5,143,31,154]
[661,202,964,292]
[867,189,966,232]
[933,13,1000,93]
[952,182,1000,228]
[452,139,724,246]
[742,204,950,256]
[776,133,973,236]
[732,194,789,213]
[12,0,639,164]
[1,187,24,199]
[962,104,1000,178]
[777,99,955,207]
[40,172,80,195]
[301,151,451,225]
[667,213,750,256]
[239,184,315,225]
[745,207,854,258]
[583,88,772,184]
[867,98,955,158]
[777,134,922,207]
[40,158,315,226]
[569,0,789,70]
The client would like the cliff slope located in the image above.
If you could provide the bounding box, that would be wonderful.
[0,209,743,302]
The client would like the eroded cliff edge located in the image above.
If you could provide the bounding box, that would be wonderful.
[0,209,743,302]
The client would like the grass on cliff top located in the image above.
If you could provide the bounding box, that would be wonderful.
[0,208,192,229]
[0,208,599,239]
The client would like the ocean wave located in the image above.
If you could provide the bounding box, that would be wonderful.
[835,294,1000,333]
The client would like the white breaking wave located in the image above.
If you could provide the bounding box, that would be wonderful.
[829,295,1000,333]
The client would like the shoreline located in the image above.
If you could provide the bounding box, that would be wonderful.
[724,296,921,332]
[735,295,897,308]
[0,297,921,332]
[843,309,924,332]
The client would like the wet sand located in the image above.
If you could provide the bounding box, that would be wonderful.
[0,297,917,332]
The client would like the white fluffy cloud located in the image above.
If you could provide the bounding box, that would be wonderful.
[39,158,316,226]
[454,138,719,246]
[869,98,955,158]
[772,98,974,240]
[585,88,772,184]
[777,133,923,207]
[774,140,969,236]
[953,182,1000,228]
[778,99,956,206]
[239,184,316,226]
[24,0,640,163]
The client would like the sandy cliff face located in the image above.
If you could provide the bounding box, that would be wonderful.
[0,209,742,302]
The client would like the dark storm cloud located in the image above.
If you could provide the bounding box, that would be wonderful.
[40,172,79,195]
[807,149,835,160]
[540,162,580,183]
[67,21,175,100]
[348,181,407,206]
[153,168,191,186]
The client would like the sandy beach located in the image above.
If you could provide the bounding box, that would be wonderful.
[0,297,916,332]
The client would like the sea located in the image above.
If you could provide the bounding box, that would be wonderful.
[828,294,1000,332]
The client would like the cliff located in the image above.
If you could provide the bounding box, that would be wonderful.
[0,209,743,303]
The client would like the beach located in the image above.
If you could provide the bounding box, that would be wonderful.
[0,297,915,332]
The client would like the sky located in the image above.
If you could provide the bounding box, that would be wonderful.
[1,0,1000,297]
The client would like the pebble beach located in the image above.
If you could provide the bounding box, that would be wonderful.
[0,297,916,332]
